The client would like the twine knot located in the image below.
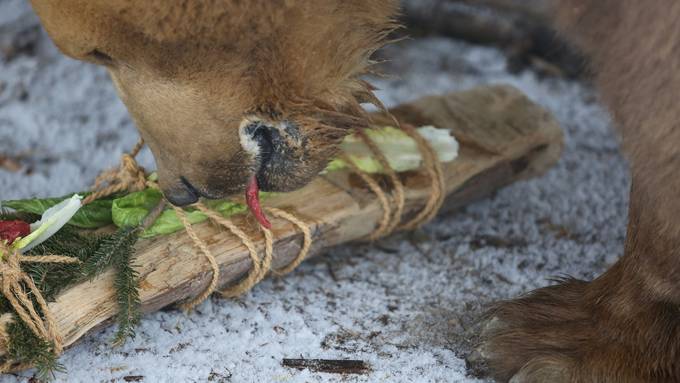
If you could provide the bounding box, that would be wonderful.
[117,153,147,192]
[83,139,147,205]
[0,260,20,279]
[0,243,80,359]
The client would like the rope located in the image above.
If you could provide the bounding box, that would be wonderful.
[0,140,145,370]
[0,134,316,367]
[176,203,311,309]
[0,243,80,358]
[172,206,220,312]
[83,138,147,205]
[347,123,446,236]
[398,123,446,230]
[266,207,312,275]
[261,228,274,282]
[356,130,406,239]
[193,203,263,298]
[78,137,313,309]
[340,153,394,239]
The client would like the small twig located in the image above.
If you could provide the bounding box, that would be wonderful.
[282,358,370,374]
[141,200,167,230]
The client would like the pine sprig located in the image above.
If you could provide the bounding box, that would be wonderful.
[23,225,102,299]
[2,226,143,378]
[1,198,164,377]
[81,227,139,279]
[78,227,142,345]
[6,321,64,381]
[111,228,141,346]
[2,227,106,378]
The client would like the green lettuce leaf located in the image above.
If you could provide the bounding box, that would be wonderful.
[139,209,206,238]
[3,195,113,229]
[111,189,164,228]
[111,188,251,238]
[140,199,248,238]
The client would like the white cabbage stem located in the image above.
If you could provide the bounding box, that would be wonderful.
[13,194,82,253]
[326,125,459,173]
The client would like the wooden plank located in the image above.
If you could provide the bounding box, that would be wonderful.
[0,85,563,366]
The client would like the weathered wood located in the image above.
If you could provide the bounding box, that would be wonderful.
[0,85,563,367]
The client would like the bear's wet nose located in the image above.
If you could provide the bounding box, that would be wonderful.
[242,121,276,165]
[238,118,307,192]
[239,120,301,167]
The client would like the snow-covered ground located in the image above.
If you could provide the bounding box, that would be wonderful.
[0,2,628,382]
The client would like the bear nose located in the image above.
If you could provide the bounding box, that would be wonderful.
[243,121,276,164]
[239,120,300,165]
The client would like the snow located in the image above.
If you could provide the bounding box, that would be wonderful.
[0,2,628,382]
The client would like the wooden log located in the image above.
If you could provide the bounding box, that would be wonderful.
[0,85,563,366]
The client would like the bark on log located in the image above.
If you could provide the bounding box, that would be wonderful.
[0,85,563,368]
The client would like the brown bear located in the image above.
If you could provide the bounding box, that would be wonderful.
[27,0,680,381]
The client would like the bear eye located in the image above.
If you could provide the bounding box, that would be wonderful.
[88,49,114,66]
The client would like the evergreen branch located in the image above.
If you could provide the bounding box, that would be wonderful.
[112,230,141,346]
[23,225,105,300]
[1,202,160,373]
[110,201,165,346]
[7,321,64,381]
[4,226,143,377]
[81,227,138,280]
[2,227,98,380]
[77,226,142,346]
